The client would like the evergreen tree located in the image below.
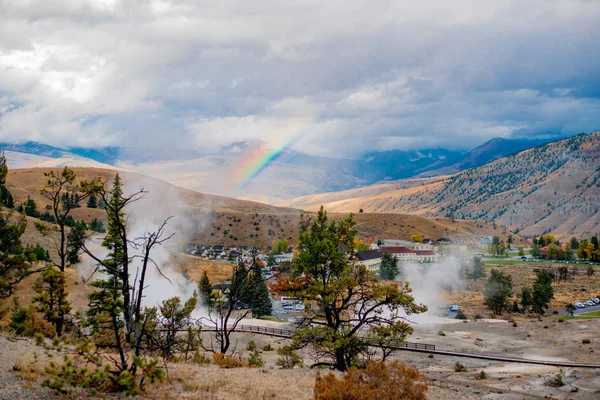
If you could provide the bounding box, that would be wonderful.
[267,254,276,268]
[0,153,14,208]
[532,269,554,314]
[90,218,105,233]
[32,265,71,335]
[591,236,599,250]
[520,287,533,311]
[0,153,33,299]
[379,253,399,280]
[24,196,40,218]
[484,269,513,314]
[199,270,214,308]
[470,256,486,280]
[87,194,98,208]
[248,262,272,317]
[570,237,579,251]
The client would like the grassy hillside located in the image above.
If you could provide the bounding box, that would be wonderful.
[6,167,512,248]
[280,132,600,239]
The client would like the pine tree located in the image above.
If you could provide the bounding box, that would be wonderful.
[532,269,554,314]
[379,253,399,280]
[24,196,40,218]
[32,265,71,335]
[470,256,486,280]
[87,194,98,208]
[484,269,513,314]
[199,270,213,308]
[520,287,533,311]
[249,262,272,318]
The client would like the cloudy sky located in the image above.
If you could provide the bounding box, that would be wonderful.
[1,0,600,158]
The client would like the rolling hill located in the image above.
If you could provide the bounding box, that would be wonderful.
[279,132,600,239]
[5,167,514,247]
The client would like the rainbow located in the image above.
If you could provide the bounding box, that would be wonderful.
[231,116,317,189]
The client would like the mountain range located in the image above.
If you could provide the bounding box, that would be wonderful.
[280,132,600,239]
[0,136,554,202]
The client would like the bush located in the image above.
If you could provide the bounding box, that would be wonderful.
[454,362,467,372]
[582,338,591,344]
[248,349,264,368]
[212,353,247,368]
[263,344,274,351]
[512,322,518,327]
[246,340,258,352]
[557,318,565,322]
[314,361,427,400]
[455,310,467,320]
[437,330,446,336]
[475,370,487,380]
[548,369,565,387]
[9,307,55,338]
[276,346,303,369]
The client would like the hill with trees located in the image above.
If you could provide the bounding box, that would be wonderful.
[280,132,600,239]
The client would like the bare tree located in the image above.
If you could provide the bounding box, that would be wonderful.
[202,256,252,355]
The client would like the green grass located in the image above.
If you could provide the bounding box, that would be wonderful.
[559,310,600,321]
[258,316,288,323]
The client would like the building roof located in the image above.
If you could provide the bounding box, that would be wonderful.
[355,250,382,261]
[379,246,416,254]
[415,250,436,256]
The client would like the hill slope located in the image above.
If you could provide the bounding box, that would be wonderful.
[5,167,513,247]
[280,132,600,239]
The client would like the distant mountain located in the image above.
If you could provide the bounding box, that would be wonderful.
[279,132,600,239]
[0,135,568,202]
[360,149,465,181]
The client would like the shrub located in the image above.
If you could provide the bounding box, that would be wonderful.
[263,344,274,351]
[437,330,446,336]
[475,370,487,380]
[314,361,427,400]
[9,307,55,338]
[276,346,303,369]
[474,313,483,320]
[455,310,467,320]
[212,353,247,368]
[557,318,565,322]
[248,349,264,368]
[454,362,467,372]
[512,322,518,327]
[246,340,258,352]
[548,369,565,387]
[582,338,591,344]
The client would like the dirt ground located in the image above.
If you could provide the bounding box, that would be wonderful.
[1,316,598,399]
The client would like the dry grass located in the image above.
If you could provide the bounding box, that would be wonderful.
[151,364,316,400]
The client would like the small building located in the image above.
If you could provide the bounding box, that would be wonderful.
[355,250,383,270]
[379,247,438,263]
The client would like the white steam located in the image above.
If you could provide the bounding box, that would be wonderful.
[397,255,466,326]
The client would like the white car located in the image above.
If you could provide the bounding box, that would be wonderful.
[575,302,585,308]
[449,305,460,312]
[584,300,595,307]
[592,298,600,304]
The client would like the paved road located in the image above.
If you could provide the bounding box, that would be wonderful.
[558,303,600,316]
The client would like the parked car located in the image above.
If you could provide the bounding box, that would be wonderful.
[584,300,595,307]
[575,302,585,308]
[592,298,600,304]
[449,304,460,312]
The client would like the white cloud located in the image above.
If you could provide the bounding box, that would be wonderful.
[0,0,599,156]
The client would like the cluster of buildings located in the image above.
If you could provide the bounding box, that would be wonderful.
[183,244,294,264]
[355,239,440,270]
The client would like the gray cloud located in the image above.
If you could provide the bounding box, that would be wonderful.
[1,0,600,157]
